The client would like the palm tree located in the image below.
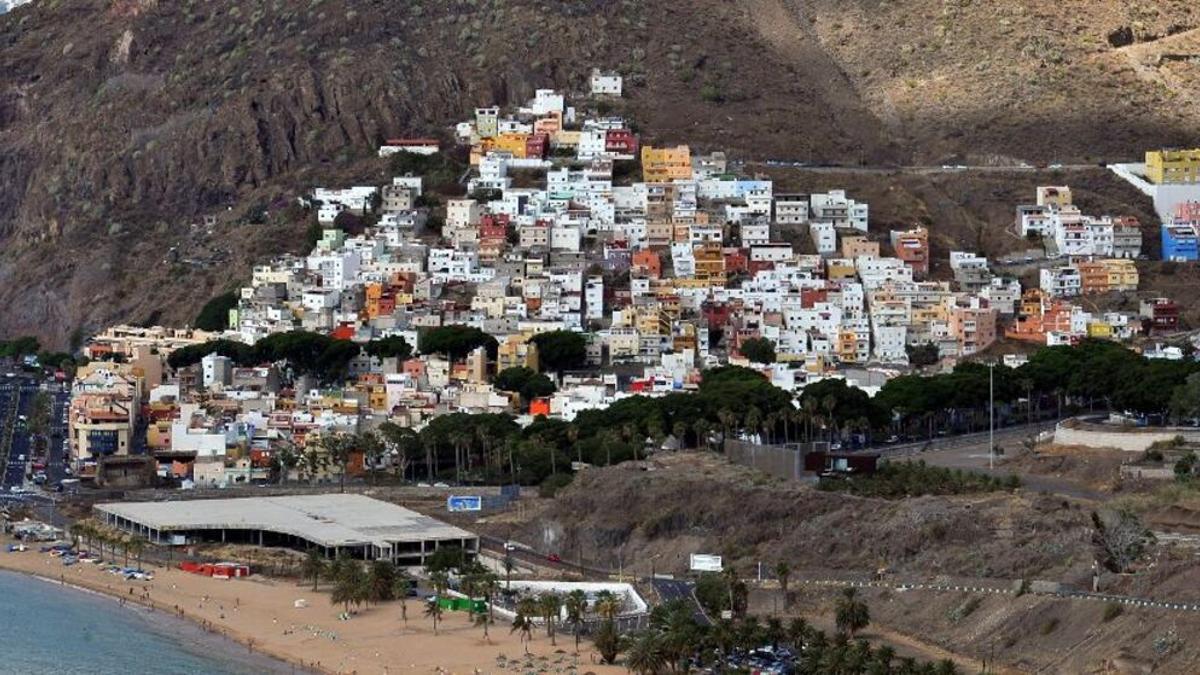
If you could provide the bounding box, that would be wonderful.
[693,419,712,451]
[392,576,413,624]
[717,408,738,445]
[564,589,587,651]
[593,617,621,665]
[802,397,820,442]
[835,587,870,638]
[424,598,444,635]
[503,554,515,591]
[302,548,327,590]
[429,569,450,599]
[822,395,838,442]
[626,631,668,675]
[593,590,621,620]
[127,538,145,570]
[775,561,792,609]
[567,425,581,467]
[786,617,811,649]
[671,420,688,449]
[744,406,762,443]
[512,597,538,654]
[767,411,782,444]
[873,645,897,673]
[330,559,368,613]
[538,592,561,644]
[72,522,91,554]
[366,559,398,605]
[449,430,472,483]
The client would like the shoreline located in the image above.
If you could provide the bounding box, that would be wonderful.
[0,536,622,675]
[5,563,313,674]
[11,566,300,672]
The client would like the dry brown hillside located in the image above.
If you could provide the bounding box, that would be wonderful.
[1,0,1198,345]
[492,453,1200,674]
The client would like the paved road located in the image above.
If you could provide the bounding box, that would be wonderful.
[46,386,69,485]
[742,160,1101,175]
[800,577,1200,614]
[651,578,712,626]
[875,420,1057,459]
[0,380,33,489]
[881,422,1110,501]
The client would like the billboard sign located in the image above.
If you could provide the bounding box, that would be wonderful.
[689,554,723,572]
[447,495,483,512]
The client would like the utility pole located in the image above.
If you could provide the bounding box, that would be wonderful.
[989,362,995,472]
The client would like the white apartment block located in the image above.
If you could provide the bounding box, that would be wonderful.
[589,69,623,97]
[810,190,868,232]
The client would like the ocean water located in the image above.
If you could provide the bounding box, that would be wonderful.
[0,571,297,674]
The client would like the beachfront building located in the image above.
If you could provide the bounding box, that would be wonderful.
[96,494,479,566]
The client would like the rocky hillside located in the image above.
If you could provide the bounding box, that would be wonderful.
[1,0,1199,345]
[494,453,1200,673]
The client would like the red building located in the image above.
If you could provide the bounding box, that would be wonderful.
[747,260,775,276]
[525,133,549,159]
[605,129,639,155]
[723,249,749,275]
[479,213,509,242]
[800,287,829,309]
[1141,297,1180,333]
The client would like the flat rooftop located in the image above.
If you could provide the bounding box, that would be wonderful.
[95,494,474,549]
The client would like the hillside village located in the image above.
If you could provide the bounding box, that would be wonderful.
[64,81,1200,488]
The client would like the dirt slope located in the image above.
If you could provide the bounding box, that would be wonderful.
[496,452,1200,673]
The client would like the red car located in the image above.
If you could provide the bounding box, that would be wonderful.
[546,553,562,564]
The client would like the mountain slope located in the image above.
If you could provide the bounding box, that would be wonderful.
[1,0,1198,346]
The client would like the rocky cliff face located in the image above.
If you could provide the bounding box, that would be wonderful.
[1,0,1198,347]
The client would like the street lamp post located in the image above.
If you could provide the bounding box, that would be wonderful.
[989,362,995,472]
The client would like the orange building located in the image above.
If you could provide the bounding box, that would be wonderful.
[693,244,726,284]
[641,145,693,182]
[631,249,663,278]
[1005,290,1073,344]
[889,227,929,277]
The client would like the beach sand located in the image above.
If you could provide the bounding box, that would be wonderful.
[0,538,622,675]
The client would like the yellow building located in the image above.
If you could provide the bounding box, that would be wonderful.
[826,259,857,280]
[635,307,671,335]
[493,132,530,159]
[641,145,692,182]
[1104,258,1139,290]
[497,336,540,372]
[836,330,860,364]
[1087,321,1114,339]
[1146,148,1200,185]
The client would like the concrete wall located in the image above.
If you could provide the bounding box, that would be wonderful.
[1109,163,1200,223]
[1053,418,1200,452]
[724,439,817,480]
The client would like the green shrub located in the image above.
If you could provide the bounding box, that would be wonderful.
[1102,602,1123,622]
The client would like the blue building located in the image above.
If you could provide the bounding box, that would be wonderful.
[1162,224,1199,261]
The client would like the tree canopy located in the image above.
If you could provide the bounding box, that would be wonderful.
[530,330,588,372]
[364,335,412,361]
[194,291,238,331]
[494,366,557,401]
[418,325,498,360]
[739,337,776,364]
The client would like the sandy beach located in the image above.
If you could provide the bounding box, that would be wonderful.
[0,537,622,675]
